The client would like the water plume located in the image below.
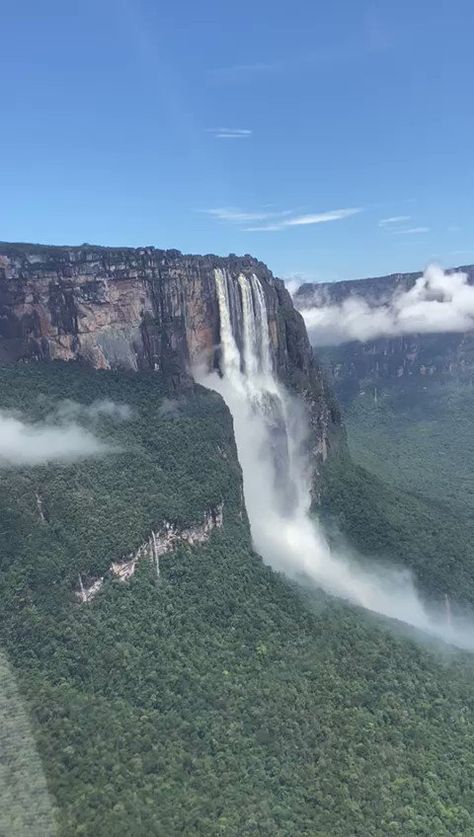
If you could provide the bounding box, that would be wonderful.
[196,268,474,651]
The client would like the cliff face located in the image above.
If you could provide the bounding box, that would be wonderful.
[295,266,474,402]
[296,265,474,307]
[0,241,342,470]
[315,333,474,405]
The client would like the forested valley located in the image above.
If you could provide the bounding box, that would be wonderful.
[1,363,473,836]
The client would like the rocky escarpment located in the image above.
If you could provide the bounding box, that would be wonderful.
[76,505,224,603]
[295,266,474,402]
[296,265,474,308]
[0,241,342,469]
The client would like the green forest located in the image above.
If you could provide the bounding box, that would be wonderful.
[341,380,474,528]
[1,363,474,836]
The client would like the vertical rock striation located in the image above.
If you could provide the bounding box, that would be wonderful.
[0,242,342,473]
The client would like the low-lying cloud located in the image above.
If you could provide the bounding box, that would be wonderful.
[158,397,180,419]
[53,399,131,423]
[299,264,474,346]
[0,399,130,468]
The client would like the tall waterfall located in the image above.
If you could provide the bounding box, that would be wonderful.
[250,273,273,377]
[238,274,259,379]
[196,268,474,651]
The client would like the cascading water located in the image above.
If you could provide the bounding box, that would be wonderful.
[250,273,273,377]
[238,274,259,379]
[197,268,474,651]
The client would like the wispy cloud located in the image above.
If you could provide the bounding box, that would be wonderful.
[245,208,362,232]
[203,207,294,224]
[378,215,411,227]
[203,206,362,232]
[206,127,252,139]
[392,226,430,235]
[211,39,391,84]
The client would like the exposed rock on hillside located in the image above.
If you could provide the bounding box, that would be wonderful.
[76,505,224,603]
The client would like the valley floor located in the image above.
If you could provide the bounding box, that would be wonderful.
[1,365,474,835]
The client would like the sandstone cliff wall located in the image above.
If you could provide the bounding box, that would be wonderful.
[0,242,342,472]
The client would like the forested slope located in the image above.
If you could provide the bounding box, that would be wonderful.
[319,377,474,603]
[1,363,474,836]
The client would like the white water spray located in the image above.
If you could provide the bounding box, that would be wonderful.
[238,274,259,378]
[198,268,474,651]
[250,273,273,377]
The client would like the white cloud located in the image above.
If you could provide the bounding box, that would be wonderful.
[299,264,474,346]
[284,277,304,296]
[392,226,430,235]
[378,215,411,226]
[0,415,106,467]
[206,127,252,139]
[203,207,293,223]
[203,205,362,232]
[0,399,130,468]
[283,271,322,296]
[245,208,362,232]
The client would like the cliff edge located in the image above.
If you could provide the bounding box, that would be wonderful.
[0,241,342,481]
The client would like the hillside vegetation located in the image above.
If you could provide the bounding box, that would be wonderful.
[1,364,474,836]
[342,381,474,526]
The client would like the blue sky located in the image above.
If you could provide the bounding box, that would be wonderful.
[2,0,474,281]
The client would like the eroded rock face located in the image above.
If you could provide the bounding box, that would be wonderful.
[0,245,317,377]
[75,505,224,602]
[0,242,342,472]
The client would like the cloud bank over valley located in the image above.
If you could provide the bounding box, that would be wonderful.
[298,265,474,346]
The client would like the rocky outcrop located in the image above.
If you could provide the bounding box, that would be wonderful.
[75,505,224,603]
[0,241,342,468]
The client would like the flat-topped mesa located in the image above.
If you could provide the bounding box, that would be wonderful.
[0,242,342,475]
[294,265,474,393]
[1,244,295,375]
[295,265,474,309]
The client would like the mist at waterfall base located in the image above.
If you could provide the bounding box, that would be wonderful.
[196,269,474,652]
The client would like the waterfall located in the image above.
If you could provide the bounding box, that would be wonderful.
[195,268,474,651]
[238,274,259,378]
[214,268,242,381]
[250,273,273,377]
